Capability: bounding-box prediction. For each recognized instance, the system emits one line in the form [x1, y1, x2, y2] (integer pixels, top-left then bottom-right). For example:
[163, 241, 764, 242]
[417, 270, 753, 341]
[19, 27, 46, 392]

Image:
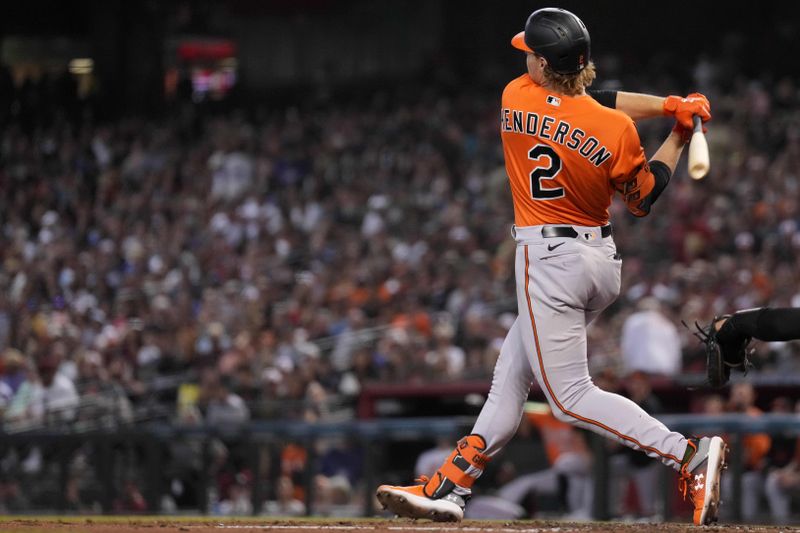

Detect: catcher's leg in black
[719, 307, 800, 342]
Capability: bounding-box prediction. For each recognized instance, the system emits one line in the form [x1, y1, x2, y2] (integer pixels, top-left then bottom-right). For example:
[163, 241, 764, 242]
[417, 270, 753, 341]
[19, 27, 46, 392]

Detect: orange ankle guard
[423, 434, 490, 498]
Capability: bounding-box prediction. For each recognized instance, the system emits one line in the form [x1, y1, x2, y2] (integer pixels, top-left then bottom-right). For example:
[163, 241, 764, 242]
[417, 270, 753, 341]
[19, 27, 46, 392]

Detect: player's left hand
[663, 93, 711, 129]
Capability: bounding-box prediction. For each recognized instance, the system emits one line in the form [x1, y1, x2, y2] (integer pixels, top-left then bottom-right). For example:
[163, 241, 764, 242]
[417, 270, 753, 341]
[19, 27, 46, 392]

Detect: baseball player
[377, 8, 726, 526]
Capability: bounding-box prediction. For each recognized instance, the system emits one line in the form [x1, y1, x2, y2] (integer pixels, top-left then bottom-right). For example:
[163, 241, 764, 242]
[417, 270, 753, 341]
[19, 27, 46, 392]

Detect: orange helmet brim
[511, 31, 533, 53]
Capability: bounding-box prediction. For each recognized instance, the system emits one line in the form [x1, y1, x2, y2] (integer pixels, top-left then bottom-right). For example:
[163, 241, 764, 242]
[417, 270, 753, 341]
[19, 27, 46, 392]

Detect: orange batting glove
[663, 93, 711, 130]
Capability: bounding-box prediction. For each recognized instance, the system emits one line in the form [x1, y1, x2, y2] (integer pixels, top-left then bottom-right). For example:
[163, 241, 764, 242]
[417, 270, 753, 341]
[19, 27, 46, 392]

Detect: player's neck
[530, 75, 586, 97]
[539, 81, 586, 97]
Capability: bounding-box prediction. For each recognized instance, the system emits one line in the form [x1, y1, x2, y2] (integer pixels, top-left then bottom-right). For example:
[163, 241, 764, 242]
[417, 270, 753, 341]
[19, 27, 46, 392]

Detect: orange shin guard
[423, 434, 490, 498]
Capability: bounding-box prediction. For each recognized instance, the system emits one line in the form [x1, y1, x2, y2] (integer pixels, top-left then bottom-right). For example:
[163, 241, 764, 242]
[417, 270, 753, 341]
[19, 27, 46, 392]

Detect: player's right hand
[663, 93, 711, 129]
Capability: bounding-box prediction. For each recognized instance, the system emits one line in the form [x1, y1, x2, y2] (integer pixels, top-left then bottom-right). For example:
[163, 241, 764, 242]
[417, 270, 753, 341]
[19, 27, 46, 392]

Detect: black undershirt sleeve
[635, 160, 671, 214]
[587, 89, 618, 109]
[647, 160, 671, 204]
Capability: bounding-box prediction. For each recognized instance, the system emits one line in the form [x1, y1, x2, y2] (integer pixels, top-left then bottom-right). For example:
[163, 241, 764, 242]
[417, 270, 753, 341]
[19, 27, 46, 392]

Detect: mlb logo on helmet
[546, 95, 561, 107]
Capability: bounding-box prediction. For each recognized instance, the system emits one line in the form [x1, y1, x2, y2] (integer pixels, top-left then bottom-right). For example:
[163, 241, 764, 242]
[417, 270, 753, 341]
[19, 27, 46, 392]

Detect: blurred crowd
[0, 57, 799, 518]
[2, 63, 800, 431]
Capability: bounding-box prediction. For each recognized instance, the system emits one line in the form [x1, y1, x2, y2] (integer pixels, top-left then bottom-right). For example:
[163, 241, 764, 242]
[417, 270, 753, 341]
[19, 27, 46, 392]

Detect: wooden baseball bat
[688, 115, 710, 180]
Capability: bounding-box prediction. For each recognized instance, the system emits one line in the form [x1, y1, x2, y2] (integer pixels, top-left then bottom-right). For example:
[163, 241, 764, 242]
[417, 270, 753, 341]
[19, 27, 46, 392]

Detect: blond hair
[542, 61, 596, 96]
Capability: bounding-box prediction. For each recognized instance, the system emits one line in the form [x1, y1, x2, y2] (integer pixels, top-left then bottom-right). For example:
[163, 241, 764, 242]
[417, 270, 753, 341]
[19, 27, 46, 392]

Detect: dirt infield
[0, 517, 796, 533]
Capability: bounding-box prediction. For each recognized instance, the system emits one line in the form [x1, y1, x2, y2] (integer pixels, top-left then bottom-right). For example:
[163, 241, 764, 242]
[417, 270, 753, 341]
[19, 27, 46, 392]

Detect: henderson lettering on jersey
[501, 108, 613, 168]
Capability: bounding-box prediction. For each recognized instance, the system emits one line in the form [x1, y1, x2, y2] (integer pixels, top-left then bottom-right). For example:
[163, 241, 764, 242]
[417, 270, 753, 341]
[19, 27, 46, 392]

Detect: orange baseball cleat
[679, 436, 728, 525]
[376, 476, 466, 522]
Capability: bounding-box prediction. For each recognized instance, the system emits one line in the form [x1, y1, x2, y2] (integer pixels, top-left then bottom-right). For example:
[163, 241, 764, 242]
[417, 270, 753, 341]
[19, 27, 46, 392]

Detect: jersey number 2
[529, 144, 564, 200]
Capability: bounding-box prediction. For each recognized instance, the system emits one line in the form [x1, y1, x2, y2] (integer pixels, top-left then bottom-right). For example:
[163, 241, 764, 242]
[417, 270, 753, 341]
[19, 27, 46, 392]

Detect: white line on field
[213, 527, 358, 530]
[213, 527, 359, 530]
[211, 525, 563, 532]
[394, 526, 561, 533]
[386, 526, 561, 533]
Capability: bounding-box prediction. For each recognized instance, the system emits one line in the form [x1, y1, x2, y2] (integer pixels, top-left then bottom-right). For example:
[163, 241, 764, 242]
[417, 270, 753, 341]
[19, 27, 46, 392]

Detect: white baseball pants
[472, 225, 687, 470]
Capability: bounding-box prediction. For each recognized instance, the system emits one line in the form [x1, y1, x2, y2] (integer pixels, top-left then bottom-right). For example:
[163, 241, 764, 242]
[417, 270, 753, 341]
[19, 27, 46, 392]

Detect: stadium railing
[0, 414, 797, 522]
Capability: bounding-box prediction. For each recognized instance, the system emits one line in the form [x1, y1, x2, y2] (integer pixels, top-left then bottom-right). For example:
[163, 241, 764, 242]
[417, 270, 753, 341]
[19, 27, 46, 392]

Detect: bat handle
[693, 115, 703, 133]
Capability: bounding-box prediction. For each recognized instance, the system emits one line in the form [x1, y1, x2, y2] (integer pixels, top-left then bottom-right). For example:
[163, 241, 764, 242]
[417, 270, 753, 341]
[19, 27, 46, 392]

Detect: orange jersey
[501, 74, 656, 227]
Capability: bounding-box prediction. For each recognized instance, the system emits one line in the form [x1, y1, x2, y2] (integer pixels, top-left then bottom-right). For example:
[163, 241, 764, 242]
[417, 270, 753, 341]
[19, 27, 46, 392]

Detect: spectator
[468, 405, 590, 520]
[313, 473, 355, 516]
[5, 347, 79, 430]
[217, 471, 253, 516]
[74, 350, 133, 428]
[164, 405, 211, 510]
[424, 320, 466, 379]
[764, 398, 800, 523]
[722, 383, 771, 522]
[611, 372, 665, 518]
[262, 475, 305, 516]
[620, 298, 682, 376]
[113, 479, 147, 513]
[765, 444, 800, 523]
[280, 443, 308, 503]
[415, 438, 453, 481]
[318, 437, 363, 488]
[201, 374, 250, 427]
[0, 349, 27, 396]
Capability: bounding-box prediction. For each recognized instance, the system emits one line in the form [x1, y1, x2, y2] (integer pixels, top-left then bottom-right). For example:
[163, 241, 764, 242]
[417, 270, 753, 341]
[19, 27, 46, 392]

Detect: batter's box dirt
[0, 517, 794, 533]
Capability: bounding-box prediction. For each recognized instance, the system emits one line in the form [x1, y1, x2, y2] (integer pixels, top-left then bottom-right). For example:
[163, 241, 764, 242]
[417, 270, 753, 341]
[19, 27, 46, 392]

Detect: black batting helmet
[511, 8, 591, 75]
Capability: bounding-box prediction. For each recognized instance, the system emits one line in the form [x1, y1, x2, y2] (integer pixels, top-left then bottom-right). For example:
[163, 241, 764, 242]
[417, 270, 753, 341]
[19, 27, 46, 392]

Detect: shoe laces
[678, 464, 704, 506]
[415, 475, 429, 484]
[678, 468, 691, 501]
[678, 438, 699, 503]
